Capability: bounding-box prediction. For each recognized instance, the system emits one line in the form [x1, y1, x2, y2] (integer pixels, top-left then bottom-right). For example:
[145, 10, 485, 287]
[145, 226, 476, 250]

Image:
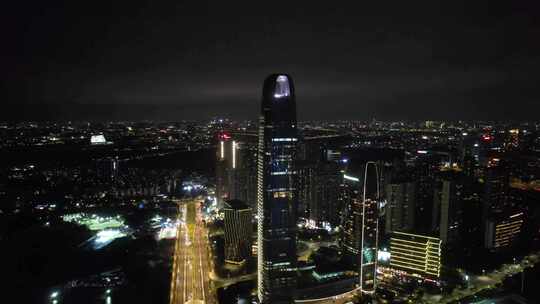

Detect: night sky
[3, 1, 540, 121]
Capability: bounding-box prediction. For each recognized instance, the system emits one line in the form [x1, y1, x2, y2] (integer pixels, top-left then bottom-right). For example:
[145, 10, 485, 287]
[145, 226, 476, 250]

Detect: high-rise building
[297, 160, 316, 220]
[484, 165, 510, 215]
[216, 131, 258, 210]
[231, 141, 259, 207]
[432, 172, 464, 245]
[385, 181, 416, 234]
[390, 231, 442, 280]
[224, 199, 252, 264]
[414, 153, 438, 233]
[228, 140, 242, 199]
[360, 162, 380, 293]
[257, 74, 298, 303]
[482, 163, 515, 248]
[485, 212, 524, 251]
[311, 161, 342, 228]
[341, 172, 362, 255]
[296, 160, 342, 228]
[216, 133, 233, 208]
[341, 160, 379, 294]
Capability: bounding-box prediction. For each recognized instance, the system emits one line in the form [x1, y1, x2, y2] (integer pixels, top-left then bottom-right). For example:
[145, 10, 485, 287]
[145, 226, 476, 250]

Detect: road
[295, 287, 361, 304]
[422, 251, 540, 303]
[169, 199, 356, 304]
[170, 198, 216, 304]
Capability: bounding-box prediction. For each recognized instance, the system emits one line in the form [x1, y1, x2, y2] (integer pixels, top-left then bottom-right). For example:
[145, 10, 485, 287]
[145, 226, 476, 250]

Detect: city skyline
[4, 2, 540, 304]
[3, 113, 540, 303]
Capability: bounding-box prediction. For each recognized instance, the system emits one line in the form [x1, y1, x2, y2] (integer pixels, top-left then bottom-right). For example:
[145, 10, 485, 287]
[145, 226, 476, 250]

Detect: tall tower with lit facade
[341, 160, 379, 294]
[216, 132, 232, 209]
[257, 74, 298, 303]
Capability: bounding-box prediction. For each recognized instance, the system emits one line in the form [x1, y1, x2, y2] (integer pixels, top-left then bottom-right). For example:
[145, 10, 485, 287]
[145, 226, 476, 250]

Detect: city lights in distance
[219, 133, 231, 140]
[90, 134, 107, 145]
[95, 229, 126, 244]
[63, 213, 125, 231]
[343, 174, 360, 182]
[482, 134, 493, 141]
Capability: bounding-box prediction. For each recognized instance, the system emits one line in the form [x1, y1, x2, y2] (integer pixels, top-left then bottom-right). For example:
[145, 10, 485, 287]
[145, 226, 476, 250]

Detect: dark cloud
[2, 0, 540, 121]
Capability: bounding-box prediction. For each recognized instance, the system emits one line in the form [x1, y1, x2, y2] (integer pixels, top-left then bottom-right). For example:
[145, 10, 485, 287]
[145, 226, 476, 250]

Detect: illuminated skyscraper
[216, 132, 232, 208]
[359, 162, 380, 293]
[257, 74, 298, 303]
[390, 231, 442, 280]
[485, 212, 524, 251]
[341, 161, 379, 294]
[224, 199, 252, 264]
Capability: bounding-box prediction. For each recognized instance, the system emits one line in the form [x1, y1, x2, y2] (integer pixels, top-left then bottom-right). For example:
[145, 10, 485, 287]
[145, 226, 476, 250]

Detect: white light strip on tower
[272, 138, 298, 142]
[343, 174, 360, 182]
[509, 212, 523, 219]
[232, 141, 236, 168]
[220, 141, 224, 159]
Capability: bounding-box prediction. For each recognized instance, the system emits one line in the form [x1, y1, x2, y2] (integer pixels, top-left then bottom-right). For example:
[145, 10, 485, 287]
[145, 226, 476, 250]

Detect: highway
[170, 198, 215, 304]
[168, 198, 359, 304]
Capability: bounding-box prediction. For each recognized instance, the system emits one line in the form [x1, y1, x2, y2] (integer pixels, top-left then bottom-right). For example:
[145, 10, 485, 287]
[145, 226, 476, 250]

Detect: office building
[232, 141, 259, 208]
[297, 160, 342, 228]
[224, 199, 252, 264]
[297, 161, 316, 220]
[216, 130, 258, 209]
[485, 212, 524, 251]
[385, 181, 416, 234]
[432, 172, 464, 245]
[311, 161, 342, 228]
[484, 165, 510, 216]
[216, 132, 233, 208]
[257, 74, 298, 303]
[414, 153, 438, 233]
[390, 231, 442, 280]
[341, 160, 379, 293]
